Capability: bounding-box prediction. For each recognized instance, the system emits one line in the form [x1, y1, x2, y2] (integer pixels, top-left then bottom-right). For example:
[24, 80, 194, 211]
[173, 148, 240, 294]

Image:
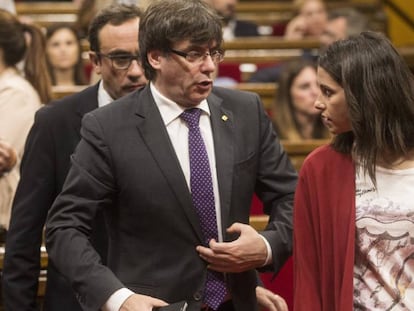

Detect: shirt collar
[98, 80, 114, 108]
[149, 82, 210, 126]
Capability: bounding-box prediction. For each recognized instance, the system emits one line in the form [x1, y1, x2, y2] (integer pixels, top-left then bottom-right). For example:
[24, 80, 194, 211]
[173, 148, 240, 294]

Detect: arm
[45, 113, 123, 311]
[2, 109, 55, 311]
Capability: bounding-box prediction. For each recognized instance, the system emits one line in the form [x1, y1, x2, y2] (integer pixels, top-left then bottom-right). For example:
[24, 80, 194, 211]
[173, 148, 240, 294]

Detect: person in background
[249, 6, 368, 84]
[2, 4, 145, 311]
[319, 7, 368, 48]
[45, 0, 297, 310]
[204, 0, 259, 40]
[0, 9, 50, 232]
[284, 0, 327, 40]
[272, 59, 330, 141]
[45, 23, 88, 86]
[294, 31, 414, 310]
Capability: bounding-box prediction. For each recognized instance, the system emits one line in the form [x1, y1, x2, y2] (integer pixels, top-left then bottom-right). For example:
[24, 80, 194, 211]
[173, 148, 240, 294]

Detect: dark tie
[180, 108, 227, 310]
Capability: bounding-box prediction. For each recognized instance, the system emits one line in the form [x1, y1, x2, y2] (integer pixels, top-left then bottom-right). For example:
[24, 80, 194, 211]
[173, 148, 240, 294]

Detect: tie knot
[180, 108, 201, 129]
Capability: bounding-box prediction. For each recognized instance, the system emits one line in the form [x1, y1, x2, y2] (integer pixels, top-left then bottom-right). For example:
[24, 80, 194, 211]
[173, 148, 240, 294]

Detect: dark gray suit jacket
[45, 85, 297, 311]
[3, 84, 107, 311]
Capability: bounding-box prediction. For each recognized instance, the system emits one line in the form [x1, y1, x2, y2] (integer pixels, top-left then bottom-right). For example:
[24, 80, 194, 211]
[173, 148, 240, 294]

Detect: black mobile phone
[153, 301, 188, 311]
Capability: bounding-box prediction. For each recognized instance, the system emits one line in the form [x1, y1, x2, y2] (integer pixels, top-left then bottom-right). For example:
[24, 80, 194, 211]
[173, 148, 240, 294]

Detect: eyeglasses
[97, 52, 141, 70]
[169, 48, 224, 64]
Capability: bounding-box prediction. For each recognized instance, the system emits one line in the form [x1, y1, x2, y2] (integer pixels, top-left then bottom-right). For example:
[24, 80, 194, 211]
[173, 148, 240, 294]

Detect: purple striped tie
[180, 108, 227, 310]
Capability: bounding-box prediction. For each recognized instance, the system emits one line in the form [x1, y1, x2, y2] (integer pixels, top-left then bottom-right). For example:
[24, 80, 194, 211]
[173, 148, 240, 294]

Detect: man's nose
[127, 59, 145, 77]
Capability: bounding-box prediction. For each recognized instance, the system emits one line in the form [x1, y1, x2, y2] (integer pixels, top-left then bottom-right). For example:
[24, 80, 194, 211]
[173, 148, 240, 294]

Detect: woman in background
[46, 24, 87, 86]
[272, 59, 329, 140]
[294, 31, 414, 310]
[0, 9, 50, 229]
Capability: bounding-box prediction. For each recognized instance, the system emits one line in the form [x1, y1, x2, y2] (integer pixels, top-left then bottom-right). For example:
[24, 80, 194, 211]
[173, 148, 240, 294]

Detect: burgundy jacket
[294, 145, 356, 311]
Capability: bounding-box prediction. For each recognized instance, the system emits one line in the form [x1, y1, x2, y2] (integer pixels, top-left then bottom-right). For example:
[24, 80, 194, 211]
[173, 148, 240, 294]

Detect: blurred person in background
[271, 59, 330, 141]
[45, 24, 88, 86]
[320, 7, 368, 48]
[0, 8, 50, 232]
[284, 0, 327, 40]
[250, 6, 368, 84]
[204, 0, 259, 40]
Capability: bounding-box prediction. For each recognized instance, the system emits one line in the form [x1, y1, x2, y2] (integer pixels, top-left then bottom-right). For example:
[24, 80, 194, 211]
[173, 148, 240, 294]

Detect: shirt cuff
[259, 234, 273, 267]
[102, 288, 134, 311]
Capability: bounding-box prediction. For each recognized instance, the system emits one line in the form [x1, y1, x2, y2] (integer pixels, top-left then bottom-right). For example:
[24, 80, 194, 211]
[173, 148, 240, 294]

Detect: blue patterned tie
[180, 108, 227, 310]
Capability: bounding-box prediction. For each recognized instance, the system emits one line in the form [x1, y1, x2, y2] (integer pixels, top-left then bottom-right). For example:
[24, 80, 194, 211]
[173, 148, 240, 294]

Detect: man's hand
[256, 286, 288, 311]
[196, 222, 268, 273]
[284, 15, 307, 40]
[119, 293, 168, 311]
[0, 141, 17, 175]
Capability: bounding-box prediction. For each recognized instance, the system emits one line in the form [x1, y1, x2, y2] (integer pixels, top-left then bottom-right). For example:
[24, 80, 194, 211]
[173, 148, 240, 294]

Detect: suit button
[193, 291, 203, 301]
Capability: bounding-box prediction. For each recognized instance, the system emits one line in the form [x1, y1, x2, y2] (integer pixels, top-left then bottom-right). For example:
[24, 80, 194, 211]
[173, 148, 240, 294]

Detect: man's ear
[147, 50, 162, 69]
[89, 51, 102, 74]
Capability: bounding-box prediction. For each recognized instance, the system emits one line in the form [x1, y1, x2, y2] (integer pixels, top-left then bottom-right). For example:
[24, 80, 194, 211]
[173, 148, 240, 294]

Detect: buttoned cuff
[259, 235, 273, 267]
[102, 288, 134, 311]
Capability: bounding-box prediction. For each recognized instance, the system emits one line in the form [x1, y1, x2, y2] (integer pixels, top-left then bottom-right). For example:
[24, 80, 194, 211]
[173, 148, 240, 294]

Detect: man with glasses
[2, 4, 146, 311]
[45, 1, 297, 311]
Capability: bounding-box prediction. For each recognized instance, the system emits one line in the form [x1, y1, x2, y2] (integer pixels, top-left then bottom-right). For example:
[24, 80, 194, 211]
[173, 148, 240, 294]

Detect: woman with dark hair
[46, 24, 87, 86]
[272, 59, 330, 140]
[0, 8, 50, 229]
[294, 31, 414, 310]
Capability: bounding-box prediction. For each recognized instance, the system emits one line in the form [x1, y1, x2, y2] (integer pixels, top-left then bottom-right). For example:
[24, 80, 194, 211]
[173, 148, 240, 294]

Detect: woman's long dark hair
[318, 31, 414, 184]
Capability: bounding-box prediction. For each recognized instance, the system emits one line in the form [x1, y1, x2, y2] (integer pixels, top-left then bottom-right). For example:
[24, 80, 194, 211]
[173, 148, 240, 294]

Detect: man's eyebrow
[106, 50, 139, 56]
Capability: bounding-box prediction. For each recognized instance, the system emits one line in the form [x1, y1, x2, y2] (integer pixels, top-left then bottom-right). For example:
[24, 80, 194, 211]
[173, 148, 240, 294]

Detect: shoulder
[83, 87, 142, 128]
[301, 144, 354, 178]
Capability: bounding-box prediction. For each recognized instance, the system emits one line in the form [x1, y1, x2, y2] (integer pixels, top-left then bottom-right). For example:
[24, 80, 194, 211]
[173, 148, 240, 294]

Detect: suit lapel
[207, 92, 234, 238]
[133, 86, 204, 242]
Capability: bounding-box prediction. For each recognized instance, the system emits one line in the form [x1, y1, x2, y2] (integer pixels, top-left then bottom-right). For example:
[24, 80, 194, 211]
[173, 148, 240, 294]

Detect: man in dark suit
[2, 4, 146, 311]
[45, 1, 297, 311]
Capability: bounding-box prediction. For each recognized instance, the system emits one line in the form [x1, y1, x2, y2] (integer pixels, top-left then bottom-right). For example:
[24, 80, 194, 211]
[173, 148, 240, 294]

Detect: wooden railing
[51, 85, 88, 100]
[15, 2, 78, 27]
